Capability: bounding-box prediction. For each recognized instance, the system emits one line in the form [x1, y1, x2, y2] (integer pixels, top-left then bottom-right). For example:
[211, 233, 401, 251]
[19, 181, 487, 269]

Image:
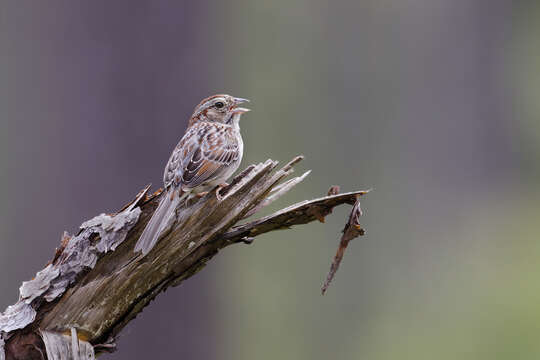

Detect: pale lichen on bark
[0, 156, 369, 360]
[0, 195, 143, 359]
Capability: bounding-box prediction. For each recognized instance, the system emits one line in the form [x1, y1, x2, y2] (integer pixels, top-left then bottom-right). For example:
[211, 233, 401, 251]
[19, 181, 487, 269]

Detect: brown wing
[163, 124, 198, 188]
[163, 122, 239, 190]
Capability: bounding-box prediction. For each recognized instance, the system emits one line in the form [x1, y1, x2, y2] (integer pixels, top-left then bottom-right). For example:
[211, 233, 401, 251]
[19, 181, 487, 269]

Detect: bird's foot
[195, 191, 209, 198]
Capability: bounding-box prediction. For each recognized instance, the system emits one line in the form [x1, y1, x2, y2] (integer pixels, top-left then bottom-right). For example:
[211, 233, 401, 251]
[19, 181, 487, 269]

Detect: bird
[134, 94, 250, 255]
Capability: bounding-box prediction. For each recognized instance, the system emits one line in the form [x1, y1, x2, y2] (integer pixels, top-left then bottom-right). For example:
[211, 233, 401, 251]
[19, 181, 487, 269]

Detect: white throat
[230, 113, 242, 130]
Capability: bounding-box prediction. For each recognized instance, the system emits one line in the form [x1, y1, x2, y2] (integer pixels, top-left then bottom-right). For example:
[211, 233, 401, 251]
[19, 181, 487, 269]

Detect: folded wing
[164, 122, 240, 191]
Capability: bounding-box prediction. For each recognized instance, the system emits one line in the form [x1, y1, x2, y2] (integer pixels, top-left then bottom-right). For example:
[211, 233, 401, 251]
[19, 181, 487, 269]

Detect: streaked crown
[189, 94, 249, 126]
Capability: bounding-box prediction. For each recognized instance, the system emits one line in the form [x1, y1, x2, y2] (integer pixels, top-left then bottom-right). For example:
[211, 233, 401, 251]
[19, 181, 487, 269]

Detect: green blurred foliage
[211, 1, 540, 359]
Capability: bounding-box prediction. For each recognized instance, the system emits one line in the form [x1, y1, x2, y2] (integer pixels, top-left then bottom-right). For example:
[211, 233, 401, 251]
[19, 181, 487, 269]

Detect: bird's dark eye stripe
[215, 101, 224, 108]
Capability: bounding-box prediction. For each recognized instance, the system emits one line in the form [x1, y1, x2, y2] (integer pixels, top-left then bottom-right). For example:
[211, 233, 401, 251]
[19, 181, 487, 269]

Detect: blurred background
[2, 0, 540, 359]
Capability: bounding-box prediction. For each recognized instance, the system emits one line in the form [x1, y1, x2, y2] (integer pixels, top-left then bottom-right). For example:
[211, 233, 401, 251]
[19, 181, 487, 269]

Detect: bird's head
[190, 94, 250, 126]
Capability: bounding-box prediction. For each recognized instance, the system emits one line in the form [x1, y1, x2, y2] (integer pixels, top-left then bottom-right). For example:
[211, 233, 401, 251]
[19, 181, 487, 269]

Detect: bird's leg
[215, 182, 229, 201]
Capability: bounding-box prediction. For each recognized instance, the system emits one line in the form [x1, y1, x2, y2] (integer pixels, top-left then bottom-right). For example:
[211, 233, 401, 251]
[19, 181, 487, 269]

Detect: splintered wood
[0, 155, 370, 359]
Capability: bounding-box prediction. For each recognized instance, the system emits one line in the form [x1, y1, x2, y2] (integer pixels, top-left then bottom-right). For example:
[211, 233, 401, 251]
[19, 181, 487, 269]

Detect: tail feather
[135, 190, 185, 255]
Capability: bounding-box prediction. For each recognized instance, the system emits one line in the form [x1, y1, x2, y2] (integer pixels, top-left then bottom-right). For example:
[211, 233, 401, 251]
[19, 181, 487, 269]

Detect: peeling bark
[41, 329, 95, 360]
[0, 156, 369, 359]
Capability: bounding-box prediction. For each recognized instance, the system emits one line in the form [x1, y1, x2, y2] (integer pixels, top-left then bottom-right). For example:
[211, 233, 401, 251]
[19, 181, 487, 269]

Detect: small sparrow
[135, 94, 250, 255]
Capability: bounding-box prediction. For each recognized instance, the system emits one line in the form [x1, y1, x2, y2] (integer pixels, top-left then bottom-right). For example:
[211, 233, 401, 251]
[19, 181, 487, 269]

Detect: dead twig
[321, 195, 366, 294]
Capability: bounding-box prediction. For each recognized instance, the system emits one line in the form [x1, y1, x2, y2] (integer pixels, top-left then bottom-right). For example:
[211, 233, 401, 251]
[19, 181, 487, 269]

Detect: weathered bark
[0, 156, 369, 360]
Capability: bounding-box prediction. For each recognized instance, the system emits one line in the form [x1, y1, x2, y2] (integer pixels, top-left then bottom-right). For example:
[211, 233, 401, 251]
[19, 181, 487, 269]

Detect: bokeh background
[2, 1, 540, 359]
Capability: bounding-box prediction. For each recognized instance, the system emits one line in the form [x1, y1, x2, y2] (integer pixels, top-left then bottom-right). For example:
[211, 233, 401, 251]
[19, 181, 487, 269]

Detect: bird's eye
[215, 102, 225, 109]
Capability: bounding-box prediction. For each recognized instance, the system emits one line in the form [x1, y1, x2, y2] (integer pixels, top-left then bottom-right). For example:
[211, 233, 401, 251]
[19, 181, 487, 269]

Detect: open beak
[234, 97, 249, 104]
[232, 107, 250, 114]
[233, 97, 250, 114]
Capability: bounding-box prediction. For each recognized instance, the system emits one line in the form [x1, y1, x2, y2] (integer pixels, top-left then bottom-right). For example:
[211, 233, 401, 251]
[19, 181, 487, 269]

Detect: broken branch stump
[0, 156, 369, 360]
